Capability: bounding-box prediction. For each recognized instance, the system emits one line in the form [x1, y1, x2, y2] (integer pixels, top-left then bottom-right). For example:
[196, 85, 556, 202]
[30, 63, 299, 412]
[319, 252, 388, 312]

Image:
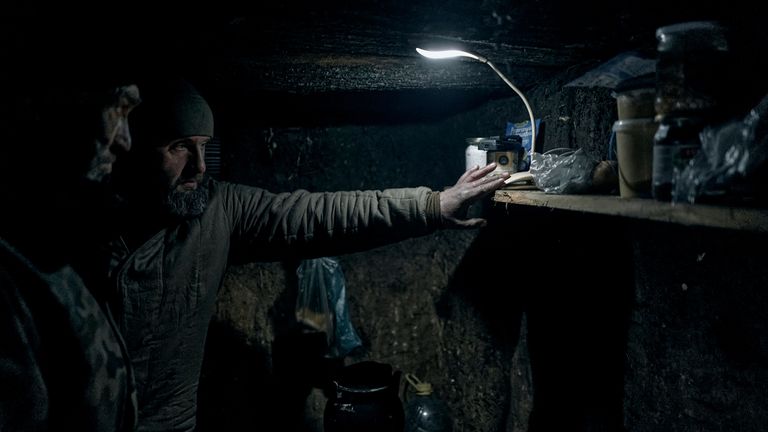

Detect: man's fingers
[461, 174, 508, 201]
[464, 163, 497, 182]
[471, 171, 510, 188]
[459, 164, 511, 187]
[457, 165, 480, 183]
[458, 163, 494, 184]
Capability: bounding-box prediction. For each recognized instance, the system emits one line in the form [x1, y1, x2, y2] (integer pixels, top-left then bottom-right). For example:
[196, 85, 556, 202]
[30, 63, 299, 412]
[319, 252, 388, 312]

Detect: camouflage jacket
[0, 237, 137, 431]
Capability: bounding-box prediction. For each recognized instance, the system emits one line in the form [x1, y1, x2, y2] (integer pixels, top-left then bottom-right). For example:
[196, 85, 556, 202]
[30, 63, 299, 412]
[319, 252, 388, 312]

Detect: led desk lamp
[416, 48, 536, 185]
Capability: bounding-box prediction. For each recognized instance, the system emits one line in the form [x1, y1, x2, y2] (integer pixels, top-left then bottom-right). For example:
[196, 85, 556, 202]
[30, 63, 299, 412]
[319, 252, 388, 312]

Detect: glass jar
[655, 21, 731, 120]
[403, 374, 452, 432]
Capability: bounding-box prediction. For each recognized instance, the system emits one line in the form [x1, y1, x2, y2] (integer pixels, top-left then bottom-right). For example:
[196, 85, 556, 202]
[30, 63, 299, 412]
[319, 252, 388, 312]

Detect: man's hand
[440, 163, 510, 228]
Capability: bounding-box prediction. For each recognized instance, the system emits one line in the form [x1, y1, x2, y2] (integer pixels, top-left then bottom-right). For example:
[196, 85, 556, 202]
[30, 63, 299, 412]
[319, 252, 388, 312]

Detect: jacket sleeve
[219, 182, 443, 261]
[0, 266, 47, 431]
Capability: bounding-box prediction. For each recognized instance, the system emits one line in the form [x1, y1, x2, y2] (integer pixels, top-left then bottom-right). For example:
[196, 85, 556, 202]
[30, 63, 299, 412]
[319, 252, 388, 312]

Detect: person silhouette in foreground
[0, 25, 142, 432]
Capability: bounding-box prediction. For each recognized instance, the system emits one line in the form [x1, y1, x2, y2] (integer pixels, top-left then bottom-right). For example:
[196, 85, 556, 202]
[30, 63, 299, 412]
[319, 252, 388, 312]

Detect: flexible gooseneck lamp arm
[416, 48, 536, 182]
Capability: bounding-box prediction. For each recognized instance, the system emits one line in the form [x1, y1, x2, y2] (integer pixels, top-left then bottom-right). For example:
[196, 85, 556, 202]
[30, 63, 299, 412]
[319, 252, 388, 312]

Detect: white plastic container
[613, 118, 657, 198]
[465, 139, 488, 171]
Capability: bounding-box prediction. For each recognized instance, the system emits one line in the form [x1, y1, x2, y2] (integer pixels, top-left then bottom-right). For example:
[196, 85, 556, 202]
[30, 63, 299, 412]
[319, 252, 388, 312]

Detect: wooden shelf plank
[493, 190, 768, 232]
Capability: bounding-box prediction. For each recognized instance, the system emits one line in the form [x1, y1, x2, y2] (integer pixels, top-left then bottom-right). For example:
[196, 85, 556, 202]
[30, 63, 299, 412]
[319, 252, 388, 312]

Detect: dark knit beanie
[134, 78, 214, 144]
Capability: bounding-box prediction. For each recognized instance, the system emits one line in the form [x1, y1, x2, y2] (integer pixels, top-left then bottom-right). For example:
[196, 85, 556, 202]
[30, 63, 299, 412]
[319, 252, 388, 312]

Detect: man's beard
[163, 176, 210, 219]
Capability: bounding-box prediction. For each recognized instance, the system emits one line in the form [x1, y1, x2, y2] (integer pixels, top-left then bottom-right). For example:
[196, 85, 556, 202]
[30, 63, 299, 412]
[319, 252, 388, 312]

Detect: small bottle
[403, 374, 452, 432]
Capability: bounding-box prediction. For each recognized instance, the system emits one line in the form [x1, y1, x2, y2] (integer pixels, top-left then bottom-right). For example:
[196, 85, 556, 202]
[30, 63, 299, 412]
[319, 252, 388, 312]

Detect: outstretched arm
[222, 163, 508, 260]
[440, 163, 510, 228]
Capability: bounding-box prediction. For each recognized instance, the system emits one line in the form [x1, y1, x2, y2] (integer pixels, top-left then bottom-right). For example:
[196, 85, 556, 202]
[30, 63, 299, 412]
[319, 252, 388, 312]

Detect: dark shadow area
[198, 261, 344, 432]
[441, 202, 634, 432]
[197, 320, 274, 431]
[198, 321, 337, 432]
[621, 222, 768, 431]
[522, 209, 633, 432]
[212, 88, 506, 128]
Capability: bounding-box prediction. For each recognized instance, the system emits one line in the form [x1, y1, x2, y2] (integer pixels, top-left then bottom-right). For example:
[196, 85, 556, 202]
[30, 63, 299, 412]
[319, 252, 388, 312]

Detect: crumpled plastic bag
[296, 257, 363, 358]
[673, 95, 768, 204]
[530, 148, 600, 194]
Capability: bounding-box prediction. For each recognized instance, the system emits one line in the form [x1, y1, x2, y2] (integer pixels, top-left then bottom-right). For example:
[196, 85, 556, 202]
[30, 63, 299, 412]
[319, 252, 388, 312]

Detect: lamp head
[415, 46, 537, 179]
[415, 48, 487, 63]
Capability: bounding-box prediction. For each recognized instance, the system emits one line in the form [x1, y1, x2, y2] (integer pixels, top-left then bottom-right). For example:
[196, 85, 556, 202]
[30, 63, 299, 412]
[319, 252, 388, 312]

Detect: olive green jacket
[108, 179, 442, 432]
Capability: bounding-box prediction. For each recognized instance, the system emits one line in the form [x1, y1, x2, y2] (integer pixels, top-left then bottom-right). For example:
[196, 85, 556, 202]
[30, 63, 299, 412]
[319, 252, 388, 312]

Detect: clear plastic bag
[673, 98, 768, 204]
[530, 148, 600, 194]
[296, 257, 363, 358]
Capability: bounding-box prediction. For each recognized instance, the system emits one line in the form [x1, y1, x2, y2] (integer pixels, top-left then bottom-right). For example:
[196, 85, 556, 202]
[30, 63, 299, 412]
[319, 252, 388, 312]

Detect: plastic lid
[470, 135, 522, 151]
[466, 136, 499, 145]
[405, 373, 434, 396]
[615, 73, 656, 93]
[612, 118, 656, 132]
[656, 21, 729, 52]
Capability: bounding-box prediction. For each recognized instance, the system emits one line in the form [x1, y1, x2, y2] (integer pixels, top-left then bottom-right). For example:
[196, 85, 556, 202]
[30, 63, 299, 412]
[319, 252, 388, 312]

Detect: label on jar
[651, 115, 705, 201]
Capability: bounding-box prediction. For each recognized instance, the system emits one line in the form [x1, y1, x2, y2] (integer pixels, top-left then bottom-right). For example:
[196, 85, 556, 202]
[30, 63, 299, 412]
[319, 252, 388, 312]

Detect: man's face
[153, 135, 210, 218]
[86, 84, 141, 182]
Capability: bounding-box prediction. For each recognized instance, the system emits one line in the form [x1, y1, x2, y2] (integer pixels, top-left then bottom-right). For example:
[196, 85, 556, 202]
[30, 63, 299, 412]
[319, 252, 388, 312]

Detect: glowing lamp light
[416, 48, 537, 183]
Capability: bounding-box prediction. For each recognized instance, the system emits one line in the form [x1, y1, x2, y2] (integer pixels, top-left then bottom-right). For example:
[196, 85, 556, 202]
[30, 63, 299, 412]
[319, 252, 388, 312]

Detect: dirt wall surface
[198, 57, 768, 432]
[197, 64, 620, 432]
[624, 223, 768, 432]
[4, 8, 768, 432]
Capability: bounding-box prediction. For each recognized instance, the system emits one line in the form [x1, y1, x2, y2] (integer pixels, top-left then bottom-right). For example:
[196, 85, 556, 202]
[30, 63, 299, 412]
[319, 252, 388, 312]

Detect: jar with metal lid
[655, 21, 732, 120]
[651, 116, 706, 201]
